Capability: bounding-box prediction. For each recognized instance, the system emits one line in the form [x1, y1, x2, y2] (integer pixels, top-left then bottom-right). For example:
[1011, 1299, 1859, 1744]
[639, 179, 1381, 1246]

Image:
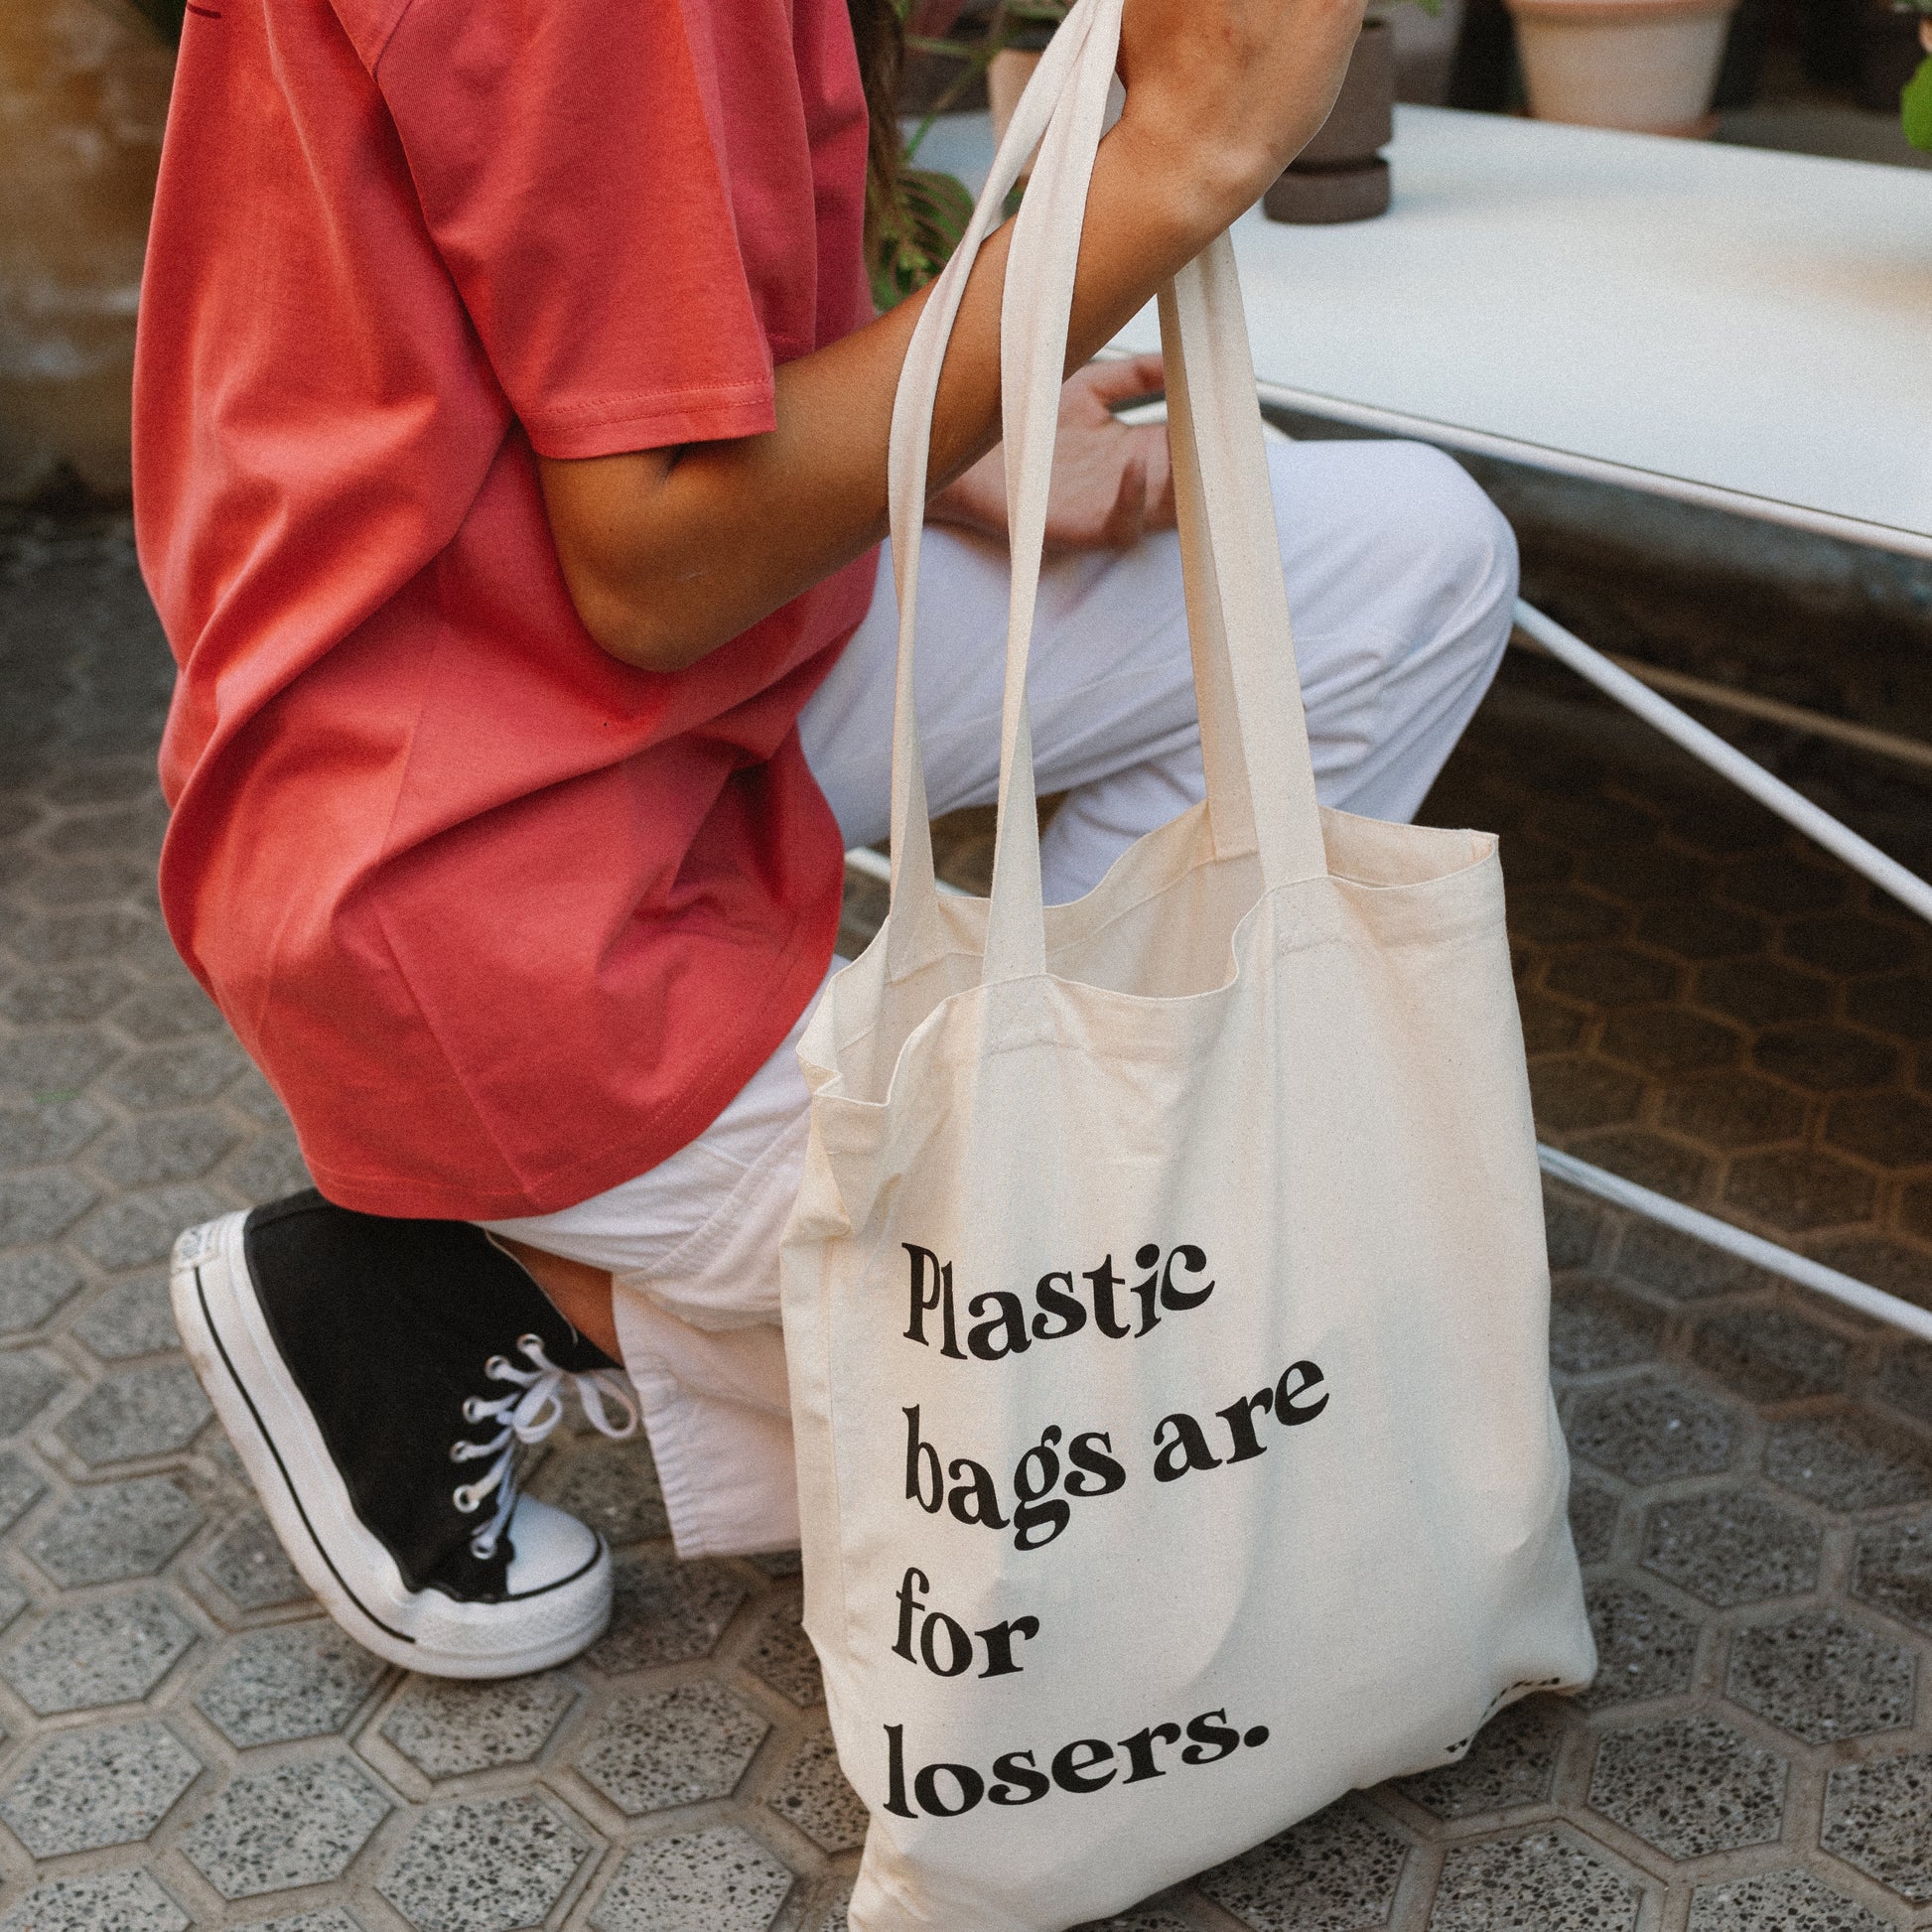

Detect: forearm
[537, 120, 1220, 674]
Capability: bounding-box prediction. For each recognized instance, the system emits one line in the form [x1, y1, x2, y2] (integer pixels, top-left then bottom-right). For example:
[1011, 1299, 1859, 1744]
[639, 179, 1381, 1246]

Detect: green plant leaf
[1906, 56, 1932, 150]
[870, 165, 977, 309]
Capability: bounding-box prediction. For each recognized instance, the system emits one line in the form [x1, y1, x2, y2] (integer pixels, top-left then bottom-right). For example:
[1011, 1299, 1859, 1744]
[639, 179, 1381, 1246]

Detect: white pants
[483, 438, 1518, 1557]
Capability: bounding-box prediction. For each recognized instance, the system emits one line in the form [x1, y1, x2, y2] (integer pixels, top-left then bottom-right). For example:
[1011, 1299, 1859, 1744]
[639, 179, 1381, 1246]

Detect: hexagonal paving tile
[102, 1037, 248, 1112]
[1548, 1279, 1666, 1376]
[586, 1551, 750, 1674]
[1690, 1308, 1850, 1404]
[745, 1597, 824, 1707]
[1427, 1827, 1640, 1932]
[1, 1589, 198, 1714]
[0, 1719, 203, 1856]
[0, 964, 130, 1026]
[1853, 1517, 1932, 1635]
[0, 1173, 96, 1250]
[26, 1473, 204, 1586]
[1589, 1715, 1786, 1860]
[589, 1825, 795, 1932]
[528, 1433, 669, 1546]
[1721, 852, 1846, 916]
[1564, 1375, 1739, 1486]
[1599, 1006, 1740, 1076]
[111, 980, 222, 1041]
[71, 1186, 223, 1272]
[1725, 1609, 1914, 1743]
[1641, 1488, 1822, 1606]
[1656, 1070, 1808, 1150]
[1569, 1476, 1620, 1567]
[1725, 1150, 1878, 1234]
[1636, 899, 1766, 962]
[57, 1360, 210, 1465]
[1197, 1797, 1409, 1932]
[763, 1729, 870, 1855]
[1612, 1220, 1777, 1304]
[0, 1451, 45, 1536]
[1578, 1580, 1701, 1711]
[1753, 1024, 1898, 1093]
[1686, 1866, 1890, 1931]
[200, 1505, 311, 1610]
[71, 1271, 182, 1358]
[1827, 1092, 1932, 1168]
[0, 1869, 191, 1932]
[1695, 956, 1832, 1027]
[379, 1670, 579, 1779]
[0, 1251, 84, 1332]
[1871, 1345, 1932, 1431]
[1396, 1694, 1570, 1820]
[576, 1679, 769, 1815]
[1765, 1412, 1932, 1512]
[232, 1912, 367, 1932]
[1527, 1060, 1646, 1134]
[1784, 911, 1910, 976]
[0, 1348, 68, 1435]
[1824, 1752, 1932, 1902]
[196, 1620, 389, 1745]
[1544, 947, 1677, 1008]
[1849, 972, 1932, 1041]
[1569, 1128, 1714, 1201]
[180, 1755, 392, 1899]
[89, 1109, 243, 1187]
[378, 1794, 592, 1932]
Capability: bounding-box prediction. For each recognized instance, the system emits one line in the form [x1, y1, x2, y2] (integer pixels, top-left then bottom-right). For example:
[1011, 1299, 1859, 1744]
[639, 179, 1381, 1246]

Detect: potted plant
[1503, 0, 1743, 136]
[1906, 1, 1932, 150]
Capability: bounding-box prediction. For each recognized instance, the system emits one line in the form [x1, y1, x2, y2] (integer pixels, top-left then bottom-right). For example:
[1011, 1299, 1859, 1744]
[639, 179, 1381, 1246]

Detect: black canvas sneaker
[172, 1190, 640, 1677]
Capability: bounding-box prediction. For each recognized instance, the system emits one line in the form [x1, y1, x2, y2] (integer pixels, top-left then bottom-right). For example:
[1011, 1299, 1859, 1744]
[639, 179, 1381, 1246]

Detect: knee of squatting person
[149, 0, 1499, 1677]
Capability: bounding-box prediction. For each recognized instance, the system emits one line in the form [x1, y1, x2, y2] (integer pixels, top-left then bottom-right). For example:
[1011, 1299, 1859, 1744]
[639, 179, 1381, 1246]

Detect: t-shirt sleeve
[354, 0, 776, 458]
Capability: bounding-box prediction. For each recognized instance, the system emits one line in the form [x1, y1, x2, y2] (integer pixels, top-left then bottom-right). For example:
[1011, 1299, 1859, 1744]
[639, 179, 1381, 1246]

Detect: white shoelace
[449, 1334, 641, 1561]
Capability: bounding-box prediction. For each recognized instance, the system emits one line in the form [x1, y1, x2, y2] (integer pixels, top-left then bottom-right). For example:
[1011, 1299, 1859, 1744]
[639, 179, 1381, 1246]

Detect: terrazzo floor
[3, 519, 1932, 1930]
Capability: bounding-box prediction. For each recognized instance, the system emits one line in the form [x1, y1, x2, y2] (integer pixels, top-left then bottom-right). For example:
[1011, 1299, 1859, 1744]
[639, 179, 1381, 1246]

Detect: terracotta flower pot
[1506, 0, 1741, 137]
[1264, 20, 1397, 224]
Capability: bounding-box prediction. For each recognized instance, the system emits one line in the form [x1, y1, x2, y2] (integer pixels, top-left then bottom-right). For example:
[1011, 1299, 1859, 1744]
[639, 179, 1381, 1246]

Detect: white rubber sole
[171, 1211, 613, 1677]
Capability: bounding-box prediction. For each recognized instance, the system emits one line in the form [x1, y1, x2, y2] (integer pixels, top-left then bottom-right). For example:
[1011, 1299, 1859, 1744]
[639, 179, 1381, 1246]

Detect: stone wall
[0, 0, 174, 503]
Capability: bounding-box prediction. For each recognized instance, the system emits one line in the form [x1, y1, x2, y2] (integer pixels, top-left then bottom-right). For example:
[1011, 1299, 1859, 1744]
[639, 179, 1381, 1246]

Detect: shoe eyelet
[452, 1485, 483, 1514]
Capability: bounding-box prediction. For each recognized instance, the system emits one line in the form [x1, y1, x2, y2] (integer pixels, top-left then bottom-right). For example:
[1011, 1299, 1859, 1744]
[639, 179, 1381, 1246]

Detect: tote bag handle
[882, 0, 1328, 983]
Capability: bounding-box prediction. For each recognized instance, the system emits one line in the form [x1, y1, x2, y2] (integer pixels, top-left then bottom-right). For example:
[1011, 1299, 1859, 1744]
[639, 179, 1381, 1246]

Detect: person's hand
[928, 352, 1174, 552]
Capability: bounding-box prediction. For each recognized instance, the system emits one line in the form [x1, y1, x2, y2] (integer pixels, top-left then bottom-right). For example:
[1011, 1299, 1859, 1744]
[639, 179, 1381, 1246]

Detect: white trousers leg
[482, 439, 1518, 1557]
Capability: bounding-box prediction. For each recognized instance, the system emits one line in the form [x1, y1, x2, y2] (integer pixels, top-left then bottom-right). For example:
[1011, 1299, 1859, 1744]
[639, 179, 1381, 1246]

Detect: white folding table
[888, 104, 1932, 1332]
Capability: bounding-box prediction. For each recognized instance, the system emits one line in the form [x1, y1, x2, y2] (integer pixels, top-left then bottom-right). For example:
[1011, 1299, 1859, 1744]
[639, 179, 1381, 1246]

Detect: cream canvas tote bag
[779, 6, 1595, 1924]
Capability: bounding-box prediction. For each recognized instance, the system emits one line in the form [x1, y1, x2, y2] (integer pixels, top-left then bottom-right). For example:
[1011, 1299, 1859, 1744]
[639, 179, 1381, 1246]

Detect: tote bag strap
[884, 0, 1328, 984]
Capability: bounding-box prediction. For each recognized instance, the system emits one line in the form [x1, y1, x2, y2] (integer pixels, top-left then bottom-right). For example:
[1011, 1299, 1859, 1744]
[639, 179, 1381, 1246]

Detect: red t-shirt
[133, 0, 877, 1218]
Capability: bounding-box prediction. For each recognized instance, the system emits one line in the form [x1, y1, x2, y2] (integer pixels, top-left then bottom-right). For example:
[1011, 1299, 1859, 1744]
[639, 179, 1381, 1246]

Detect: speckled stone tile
[0, 1589, 198, 1713]
[0, 1349, 68, 1436]
[0, 1719, 202, 1856]
[1765, 1412, 1932, 1512]
[1568, 1476, 1621, 1567]
[1588, 1715, 1787, 1860]
[1549, 1278, 1668, 1375]
[743, 1596, 824, 1707]
[1396, 1694, 1572, 1819]
[1691, 1307, 1852, 1403]
[56, 1359, 209, 1465]
[233, 1913, 368, 1932]
[195, 1620, 387, 1746]
[1685, 1865, 1892, 1930]
[70, 1272, 182, 1359]
[1641, 1488, 1823, 1606]
[1578, 1579, 1702, 1710]
[378, 1671, 579, 1779]
[575, 1679, 769, 1815]
[762, 1728, 870, 1855]
[0, 1451, 44, 1535]
[1426, 1827, 1641, 1931]
[24, 1473, 204, 1586]
[0, 1252, 84, 1333]
[1725, 1609, 1915, 1744]
[179, 1755, 391, 1898]
[1196, 1797, 1409, 1931]
[200, 1504, 311, 1610]
[376, 1793, 591, 1932]
[588, 1825, 795, 1932]
[586, 1551, 750, 1674]
[0, 1868, 192, 1932]
[1565, 1375, 1739, 1486]
[528, 1433, 669, 1546]
[1823, 1752, 1932, 1901]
